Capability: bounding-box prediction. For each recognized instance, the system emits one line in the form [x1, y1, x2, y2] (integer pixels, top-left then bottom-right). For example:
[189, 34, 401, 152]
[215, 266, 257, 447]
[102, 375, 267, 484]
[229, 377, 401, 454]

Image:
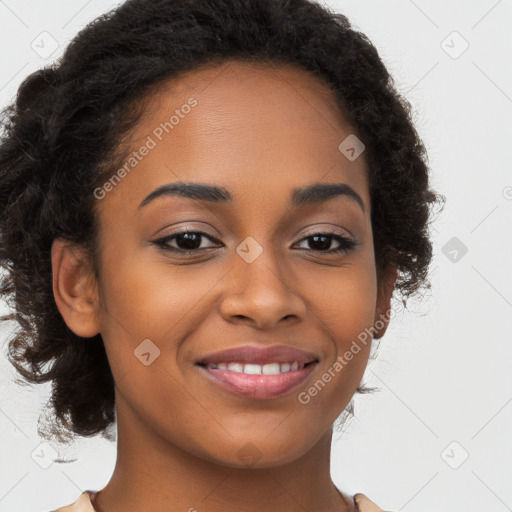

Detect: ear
[51, 238, 101, 338]
[372, 263, 398, 339]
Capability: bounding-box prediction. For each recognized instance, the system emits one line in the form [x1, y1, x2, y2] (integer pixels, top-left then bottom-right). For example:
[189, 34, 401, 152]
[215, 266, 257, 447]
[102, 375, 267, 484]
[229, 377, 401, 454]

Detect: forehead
[103, 59, 370, 214]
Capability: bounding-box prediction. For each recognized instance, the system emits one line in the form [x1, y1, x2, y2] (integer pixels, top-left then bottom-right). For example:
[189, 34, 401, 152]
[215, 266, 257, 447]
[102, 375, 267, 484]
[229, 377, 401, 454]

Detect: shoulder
[51, 491, 96, 512]
[353, 492, 387, 511]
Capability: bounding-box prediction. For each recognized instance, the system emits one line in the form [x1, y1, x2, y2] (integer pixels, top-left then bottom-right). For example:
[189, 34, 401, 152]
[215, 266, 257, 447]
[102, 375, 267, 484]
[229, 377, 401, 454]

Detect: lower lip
[197, 363, 317, 399]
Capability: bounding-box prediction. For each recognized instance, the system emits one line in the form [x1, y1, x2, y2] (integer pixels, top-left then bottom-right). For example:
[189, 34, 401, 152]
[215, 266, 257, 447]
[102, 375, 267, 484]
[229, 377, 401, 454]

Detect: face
[57, 60, 396, 469]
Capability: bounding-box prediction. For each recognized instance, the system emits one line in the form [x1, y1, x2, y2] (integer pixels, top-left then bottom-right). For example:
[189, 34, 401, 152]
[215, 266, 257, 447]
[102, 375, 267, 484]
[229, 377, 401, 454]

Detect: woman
[0, 0, 443, 510]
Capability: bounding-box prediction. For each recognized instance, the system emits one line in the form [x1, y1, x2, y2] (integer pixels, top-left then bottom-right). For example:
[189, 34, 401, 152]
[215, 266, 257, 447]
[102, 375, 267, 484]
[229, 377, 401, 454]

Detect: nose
[219, 243, 306, 329]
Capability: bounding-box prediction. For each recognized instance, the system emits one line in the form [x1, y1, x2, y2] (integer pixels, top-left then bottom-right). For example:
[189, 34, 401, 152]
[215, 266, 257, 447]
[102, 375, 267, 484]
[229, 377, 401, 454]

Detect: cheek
[95, 242, 229, 382]
[94, 247, 211, 451]
[97, 238, 217, 332]
[309, 251, 378, 348]
[302, 255, 378, 402]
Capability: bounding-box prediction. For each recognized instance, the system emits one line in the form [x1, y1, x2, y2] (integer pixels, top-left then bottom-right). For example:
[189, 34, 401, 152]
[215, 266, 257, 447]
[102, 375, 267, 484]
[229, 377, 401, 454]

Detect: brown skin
[52, 60, 397, 512]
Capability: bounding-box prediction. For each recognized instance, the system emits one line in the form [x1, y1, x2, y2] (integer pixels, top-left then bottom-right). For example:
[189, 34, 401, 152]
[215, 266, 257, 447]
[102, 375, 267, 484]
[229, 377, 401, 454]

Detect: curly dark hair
[0, 0, 444, 443]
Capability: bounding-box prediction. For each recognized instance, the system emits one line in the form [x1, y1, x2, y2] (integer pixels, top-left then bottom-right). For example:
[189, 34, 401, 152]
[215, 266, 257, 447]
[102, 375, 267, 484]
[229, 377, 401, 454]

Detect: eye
[152, 229, 358, 256]
[152, 229, 222, 254]
[293, 232, 357, 254]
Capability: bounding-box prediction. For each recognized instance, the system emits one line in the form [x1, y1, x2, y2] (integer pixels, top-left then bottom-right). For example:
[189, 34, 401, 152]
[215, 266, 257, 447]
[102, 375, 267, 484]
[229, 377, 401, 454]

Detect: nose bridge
[236, 234, 291, 296]
[237, 235, 284, 287]
[220, 233, 305, 327]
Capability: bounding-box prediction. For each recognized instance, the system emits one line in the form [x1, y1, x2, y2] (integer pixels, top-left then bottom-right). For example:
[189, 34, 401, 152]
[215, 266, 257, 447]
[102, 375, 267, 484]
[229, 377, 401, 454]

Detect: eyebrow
[138, 181, 365, 212]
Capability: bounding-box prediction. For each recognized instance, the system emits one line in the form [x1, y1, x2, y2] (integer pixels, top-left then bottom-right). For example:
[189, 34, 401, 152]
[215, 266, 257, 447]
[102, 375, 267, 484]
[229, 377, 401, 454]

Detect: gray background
[0, 1, 511, 511]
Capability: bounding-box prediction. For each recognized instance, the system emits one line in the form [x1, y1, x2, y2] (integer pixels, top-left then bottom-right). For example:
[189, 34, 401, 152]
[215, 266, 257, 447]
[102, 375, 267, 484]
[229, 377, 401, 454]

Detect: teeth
[262, 363, 281, 375]
[227, 363, 243, 373]
[206, 361, 307, 374]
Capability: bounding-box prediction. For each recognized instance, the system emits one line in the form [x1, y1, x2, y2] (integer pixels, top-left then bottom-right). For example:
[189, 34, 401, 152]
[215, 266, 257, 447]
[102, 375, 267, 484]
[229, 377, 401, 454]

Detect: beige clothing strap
[53, 490, 388, 511]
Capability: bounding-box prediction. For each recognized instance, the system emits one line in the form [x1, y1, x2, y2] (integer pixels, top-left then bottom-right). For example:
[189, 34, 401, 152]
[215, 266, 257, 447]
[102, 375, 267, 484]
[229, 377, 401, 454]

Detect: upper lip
[196, 344, 320, 366]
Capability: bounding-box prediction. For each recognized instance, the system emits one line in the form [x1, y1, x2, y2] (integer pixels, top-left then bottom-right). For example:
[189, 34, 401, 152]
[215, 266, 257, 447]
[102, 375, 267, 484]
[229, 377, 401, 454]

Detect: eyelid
[297, 228, 351, 240]
[153, 223, 221, 240]
[152, 227, 221, 249]
[293, 225, 354, 242]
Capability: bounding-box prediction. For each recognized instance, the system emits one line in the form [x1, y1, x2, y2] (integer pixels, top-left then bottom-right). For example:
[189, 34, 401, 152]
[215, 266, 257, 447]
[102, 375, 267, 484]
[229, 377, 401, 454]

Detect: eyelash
[152, 228, 358, 255]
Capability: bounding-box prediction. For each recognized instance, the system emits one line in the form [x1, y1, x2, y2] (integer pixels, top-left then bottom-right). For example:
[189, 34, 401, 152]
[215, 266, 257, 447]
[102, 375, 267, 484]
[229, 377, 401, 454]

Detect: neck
[92, 395, 353, 512]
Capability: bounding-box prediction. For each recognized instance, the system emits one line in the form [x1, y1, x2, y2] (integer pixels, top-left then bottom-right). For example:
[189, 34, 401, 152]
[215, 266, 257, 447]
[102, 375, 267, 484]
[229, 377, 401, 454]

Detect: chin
[196, 436, 316, 470]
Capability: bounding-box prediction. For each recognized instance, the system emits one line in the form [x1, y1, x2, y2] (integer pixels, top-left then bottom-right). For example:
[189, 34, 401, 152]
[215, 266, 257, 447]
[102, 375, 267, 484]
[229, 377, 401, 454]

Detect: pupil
[311, 235, 330, 251]
[178, 233, 201, 250]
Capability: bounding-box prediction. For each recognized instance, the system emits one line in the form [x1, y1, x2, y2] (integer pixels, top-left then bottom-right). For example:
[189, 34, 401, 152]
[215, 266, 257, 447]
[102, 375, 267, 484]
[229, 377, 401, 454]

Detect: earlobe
[51, 238, 101, 338]
[373, 264, 398, 339]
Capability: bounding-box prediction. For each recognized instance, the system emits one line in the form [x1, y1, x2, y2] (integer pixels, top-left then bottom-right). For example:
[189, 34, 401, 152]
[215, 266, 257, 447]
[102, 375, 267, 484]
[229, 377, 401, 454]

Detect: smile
[203, 361, 308, 374]
[196, 360, 318, 399]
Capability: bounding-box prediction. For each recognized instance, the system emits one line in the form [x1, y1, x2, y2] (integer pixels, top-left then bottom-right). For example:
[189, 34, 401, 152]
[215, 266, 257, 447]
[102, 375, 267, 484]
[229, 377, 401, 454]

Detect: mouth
[195, 344, 320, 399]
